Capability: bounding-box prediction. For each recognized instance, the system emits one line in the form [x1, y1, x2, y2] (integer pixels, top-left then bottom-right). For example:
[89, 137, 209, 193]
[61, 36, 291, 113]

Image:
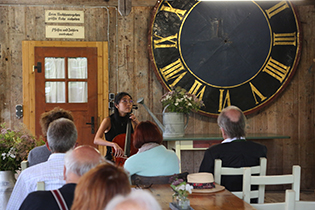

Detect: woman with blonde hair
[71, 163, 131, 210]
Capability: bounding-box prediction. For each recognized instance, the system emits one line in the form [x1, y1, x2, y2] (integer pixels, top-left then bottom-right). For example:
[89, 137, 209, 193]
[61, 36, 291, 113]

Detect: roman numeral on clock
[160, 58, 187, 87]
[153, 34, 178, 49]
[265, 1, 289, 19]
[273, 32, 297, 46]
[160, 1, 187, 20]
[188, 80, 206, 101]
[263, 57, 290, 83]
[218, 89, 231, 112]
[249, 82, 267, 104]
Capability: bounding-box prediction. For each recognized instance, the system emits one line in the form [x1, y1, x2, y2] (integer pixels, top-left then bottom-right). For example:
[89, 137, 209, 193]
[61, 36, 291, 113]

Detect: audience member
[124, 121, 179, 176]
[28, 107, 74, 167]
[6, 118, 77, 210]
[199, 105, 267, 191]
[105, 190, 161, 210]
[71, 163, 131, 210]
[19, 145, 105, 210]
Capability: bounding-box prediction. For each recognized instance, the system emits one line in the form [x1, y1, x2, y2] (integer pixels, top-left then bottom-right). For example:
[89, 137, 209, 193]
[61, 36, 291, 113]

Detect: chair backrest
[21, 160, 29, 171]
[251, 189, 295, 210]
[243, 165, 301, 204]
[295, 200, 315, 210]
[37, 181, 45, 191]
[214, 157, 267, 200]
[131, 172, 189, 186]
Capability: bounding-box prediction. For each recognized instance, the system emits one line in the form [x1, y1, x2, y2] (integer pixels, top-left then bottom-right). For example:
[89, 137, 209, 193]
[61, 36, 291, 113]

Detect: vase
[0, 171, 16, 210]
[178, 195, 190, 210]
[162, 106, 189, 138]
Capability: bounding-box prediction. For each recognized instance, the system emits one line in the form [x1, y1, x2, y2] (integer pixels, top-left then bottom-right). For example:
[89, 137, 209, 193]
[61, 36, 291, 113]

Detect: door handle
[86, 116, 95, 134]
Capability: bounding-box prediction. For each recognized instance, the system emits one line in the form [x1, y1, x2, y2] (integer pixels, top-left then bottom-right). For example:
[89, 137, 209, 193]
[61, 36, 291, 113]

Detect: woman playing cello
[94, 92, 139, 161]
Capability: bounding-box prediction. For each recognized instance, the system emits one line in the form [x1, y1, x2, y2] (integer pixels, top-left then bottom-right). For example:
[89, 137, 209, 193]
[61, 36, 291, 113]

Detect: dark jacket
[199, 140, 267, 191]
[19, 183, 76, 210]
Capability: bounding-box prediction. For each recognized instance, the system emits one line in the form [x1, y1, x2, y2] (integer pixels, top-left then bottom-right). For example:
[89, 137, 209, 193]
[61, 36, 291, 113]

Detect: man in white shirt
[6, 118, 77, 210]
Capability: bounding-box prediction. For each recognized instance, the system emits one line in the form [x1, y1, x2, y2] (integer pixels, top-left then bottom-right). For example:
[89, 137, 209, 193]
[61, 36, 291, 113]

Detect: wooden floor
[265, 190, 315, 203]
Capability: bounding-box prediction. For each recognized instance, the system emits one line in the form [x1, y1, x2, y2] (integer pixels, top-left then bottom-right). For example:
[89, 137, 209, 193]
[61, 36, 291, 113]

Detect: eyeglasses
[120, 99, 133, 104]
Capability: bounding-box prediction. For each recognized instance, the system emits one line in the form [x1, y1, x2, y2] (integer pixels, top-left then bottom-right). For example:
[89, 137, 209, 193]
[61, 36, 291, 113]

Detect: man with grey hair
[19, 145, 106, 210]
[199, 105, 267, 191]
[7, 118, 78, 210]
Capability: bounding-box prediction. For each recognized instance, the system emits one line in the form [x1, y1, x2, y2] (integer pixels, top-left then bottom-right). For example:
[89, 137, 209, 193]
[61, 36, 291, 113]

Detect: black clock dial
[149, 0, 301, 117]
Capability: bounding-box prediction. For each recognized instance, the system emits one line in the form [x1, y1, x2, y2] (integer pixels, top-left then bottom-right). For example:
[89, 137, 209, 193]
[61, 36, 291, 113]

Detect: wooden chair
[214, 157, 267, 200]
[243, 165, 301, 204]
[131, 172, 189, 186]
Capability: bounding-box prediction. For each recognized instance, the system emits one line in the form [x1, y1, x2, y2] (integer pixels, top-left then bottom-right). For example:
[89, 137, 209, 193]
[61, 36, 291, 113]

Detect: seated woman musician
[94, 92, 139, 162]
[124, 121, 180, 176]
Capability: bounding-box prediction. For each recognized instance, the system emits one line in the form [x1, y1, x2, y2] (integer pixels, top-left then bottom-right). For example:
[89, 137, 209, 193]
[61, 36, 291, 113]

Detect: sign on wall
[46, 26, 85, 39]
[45, 10, 84, 23]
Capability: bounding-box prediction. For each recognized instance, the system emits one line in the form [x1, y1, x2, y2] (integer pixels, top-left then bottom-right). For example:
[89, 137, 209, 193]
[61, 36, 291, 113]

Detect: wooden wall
[0, 0, 314, 190]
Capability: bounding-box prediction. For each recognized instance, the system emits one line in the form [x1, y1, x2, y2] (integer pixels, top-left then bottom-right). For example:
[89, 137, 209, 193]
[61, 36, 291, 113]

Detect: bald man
[199, 106, 267, 191]
[19, 146, 106, 210]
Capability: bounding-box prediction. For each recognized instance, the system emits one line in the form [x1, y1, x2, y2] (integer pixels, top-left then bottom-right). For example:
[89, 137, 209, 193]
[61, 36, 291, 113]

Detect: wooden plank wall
[0, 1, 314, 190]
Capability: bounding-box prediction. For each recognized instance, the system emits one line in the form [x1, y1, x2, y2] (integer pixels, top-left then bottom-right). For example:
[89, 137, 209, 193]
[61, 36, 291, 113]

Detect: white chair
[252, 189, 315, 210]
[243, 165, 301, 204]
[214, 157, 267, 200]
[251, 189, 295, 210]
[21, 160, 29, 171]
[295, 200, 315, 210]
[37, 181, 45, 190]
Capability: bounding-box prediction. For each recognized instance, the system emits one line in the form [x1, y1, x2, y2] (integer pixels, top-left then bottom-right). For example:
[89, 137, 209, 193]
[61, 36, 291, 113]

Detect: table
[163, 133, 290, 171]
[147, 184, 256, 210]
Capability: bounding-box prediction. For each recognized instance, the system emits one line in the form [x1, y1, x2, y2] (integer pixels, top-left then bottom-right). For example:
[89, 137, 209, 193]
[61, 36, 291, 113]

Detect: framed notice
[46, 26, 85, 39]
[45, 10, 84, 23]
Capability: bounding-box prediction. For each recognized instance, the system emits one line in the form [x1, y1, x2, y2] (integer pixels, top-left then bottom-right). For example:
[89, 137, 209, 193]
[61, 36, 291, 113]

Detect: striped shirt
[6, 153, 66, 210]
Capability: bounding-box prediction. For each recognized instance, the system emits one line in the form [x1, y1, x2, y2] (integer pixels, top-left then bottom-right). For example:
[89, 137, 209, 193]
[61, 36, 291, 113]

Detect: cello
[112, 113, 138, 166]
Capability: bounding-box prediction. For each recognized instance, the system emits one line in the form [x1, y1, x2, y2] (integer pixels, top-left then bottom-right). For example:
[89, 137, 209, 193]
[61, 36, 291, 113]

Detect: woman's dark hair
[113, 92, 132, 119]
[133, 121, 163, 149]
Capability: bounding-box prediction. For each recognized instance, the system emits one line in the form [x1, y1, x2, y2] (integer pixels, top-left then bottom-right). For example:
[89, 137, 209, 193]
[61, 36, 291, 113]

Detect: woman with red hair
[123, 121, 179, 176]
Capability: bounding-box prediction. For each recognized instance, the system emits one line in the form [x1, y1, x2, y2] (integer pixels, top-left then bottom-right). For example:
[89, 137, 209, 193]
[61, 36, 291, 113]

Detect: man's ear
[220, 127, 228, 139]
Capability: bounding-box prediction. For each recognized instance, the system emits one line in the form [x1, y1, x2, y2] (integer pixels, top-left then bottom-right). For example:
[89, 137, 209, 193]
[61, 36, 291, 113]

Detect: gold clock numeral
[154, 34, 178, 49]
[188, 80, 206, 100]
[273, 32, 296, 46]
[263, 57, 290, 83]
[218, 89, 231, 113]
[160, 58, 187, 87]
[249, 82, 267, 104]
[265, 1, 289, 19]
[160, 1, 187, 20]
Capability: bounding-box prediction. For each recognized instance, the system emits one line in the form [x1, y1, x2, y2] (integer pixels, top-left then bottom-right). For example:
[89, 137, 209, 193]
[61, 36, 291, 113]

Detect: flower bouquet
[0, 123, 39, 172]
[160, 86, 204, 114]
[170, 175, 193, 210]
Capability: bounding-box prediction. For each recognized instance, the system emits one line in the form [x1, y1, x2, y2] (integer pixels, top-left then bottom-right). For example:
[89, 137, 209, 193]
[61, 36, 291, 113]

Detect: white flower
[176, 185, 186, 191]
[185, 184, 193, 194]
[2, 153, 7, 160]
[175, 103, 179, 106]
[188, 103, 192, 106]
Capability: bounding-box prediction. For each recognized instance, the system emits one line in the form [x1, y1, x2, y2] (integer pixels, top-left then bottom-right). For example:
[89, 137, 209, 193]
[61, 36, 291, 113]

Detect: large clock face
[149, 0, 301, 117]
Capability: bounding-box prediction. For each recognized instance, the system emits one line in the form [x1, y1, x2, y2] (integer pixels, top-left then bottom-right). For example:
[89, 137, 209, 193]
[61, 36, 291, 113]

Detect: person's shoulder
[27, 190, 53, 199]
[20, 190, 54, 209]
[244, 140, 267, 147]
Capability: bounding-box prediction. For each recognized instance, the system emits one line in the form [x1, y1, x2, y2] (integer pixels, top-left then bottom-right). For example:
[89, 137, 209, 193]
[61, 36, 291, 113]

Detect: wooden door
[34, 47, 98, 147]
